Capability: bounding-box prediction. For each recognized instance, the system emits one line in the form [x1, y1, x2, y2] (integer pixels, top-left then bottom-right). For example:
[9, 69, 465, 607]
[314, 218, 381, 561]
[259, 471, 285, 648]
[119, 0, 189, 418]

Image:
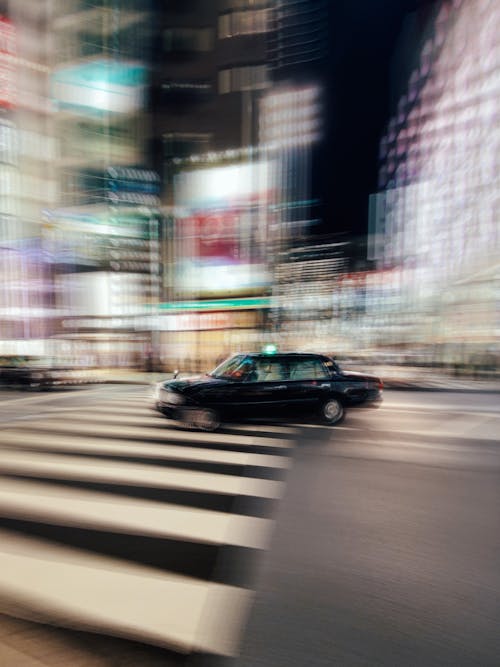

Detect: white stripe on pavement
[73, 405, 161, 418]
[68, 403, 301, 434]
[0, 429, 291, 469]
[5, 419, 294, 449]
[0, 387, 99, 408]
[26, 405, 160, 419]
[0, 450, 285, 499]
[0, 530, 253, 656]
[0, 478, 274, 549]
[44, 410, 295, 434]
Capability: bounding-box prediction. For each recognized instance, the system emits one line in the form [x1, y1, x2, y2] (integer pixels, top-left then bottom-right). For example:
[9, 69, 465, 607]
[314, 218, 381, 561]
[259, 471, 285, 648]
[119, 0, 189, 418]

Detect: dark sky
[315, 0, 436, 238]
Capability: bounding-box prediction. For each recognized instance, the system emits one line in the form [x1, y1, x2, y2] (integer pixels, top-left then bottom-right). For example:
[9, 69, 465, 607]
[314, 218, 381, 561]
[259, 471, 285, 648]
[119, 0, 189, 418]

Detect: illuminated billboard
[369, 0, 499, 349]
[174, 161, 272, 297]
[51, 59, 147, 115]
[0, 17, 16, 109]
[260, 85, 321, 149]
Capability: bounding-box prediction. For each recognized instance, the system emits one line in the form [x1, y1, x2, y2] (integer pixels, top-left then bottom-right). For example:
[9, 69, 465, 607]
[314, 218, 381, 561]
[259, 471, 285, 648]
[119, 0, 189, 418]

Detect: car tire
[320, 398, 345, 425]
[190, 408, 221, 432]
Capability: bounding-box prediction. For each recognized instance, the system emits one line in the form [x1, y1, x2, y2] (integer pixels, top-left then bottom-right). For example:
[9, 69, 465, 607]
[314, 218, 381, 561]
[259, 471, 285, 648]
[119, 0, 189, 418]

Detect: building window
[218, 65, 268, 93]
[161, 80, 213, 105]
[163, 28, 213, 53]
[218, 9, 270, 38]
[163, 133, 211, 160]
[220, 0, 267, 9]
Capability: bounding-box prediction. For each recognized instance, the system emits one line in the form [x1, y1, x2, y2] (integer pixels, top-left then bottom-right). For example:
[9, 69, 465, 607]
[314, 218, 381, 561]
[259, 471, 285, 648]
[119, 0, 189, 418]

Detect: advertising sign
[0, 17, 16, 109]
[174, 161, 271, 297]
[51, 59, 147, 116]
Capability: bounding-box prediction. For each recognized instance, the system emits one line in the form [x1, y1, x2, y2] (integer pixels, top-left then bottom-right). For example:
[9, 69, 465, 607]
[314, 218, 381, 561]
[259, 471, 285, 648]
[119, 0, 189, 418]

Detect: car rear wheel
[189, 408, 220, 432]
[320, 398, 345, 425]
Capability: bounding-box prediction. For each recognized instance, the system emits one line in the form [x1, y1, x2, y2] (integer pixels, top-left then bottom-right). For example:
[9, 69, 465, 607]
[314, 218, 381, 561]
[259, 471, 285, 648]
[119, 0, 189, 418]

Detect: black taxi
[154, 352, 383, 431]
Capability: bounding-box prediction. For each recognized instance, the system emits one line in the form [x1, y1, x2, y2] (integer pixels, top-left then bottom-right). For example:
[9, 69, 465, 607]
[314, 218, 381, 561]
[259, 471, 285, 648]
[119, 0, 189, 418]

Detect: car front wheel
[320, 398, 345, 425]
[189, 408, 221, 432]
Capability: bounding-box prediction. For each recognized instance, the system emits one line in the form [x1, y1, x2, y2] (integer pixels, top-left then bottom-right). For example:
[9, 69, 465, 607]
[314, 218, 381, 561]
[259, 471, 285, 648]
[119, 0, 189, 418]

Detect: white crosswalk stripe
[0, 392, 296, 657]
[0, 449, 285, 498]
[0, 530, 253, 656]
[0, 430, 291, 469]
[0, 478, 274, 549]
[5, 417, 294, 449]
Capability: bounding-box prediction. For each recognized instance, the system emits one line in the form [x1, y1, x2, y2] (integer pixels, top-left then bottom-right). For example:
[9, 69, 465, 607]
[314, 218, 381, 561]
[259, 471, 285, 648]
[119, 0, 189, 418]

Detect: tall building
[148, 1, 274, 370]
[46, 0, 161, 368]
[264, 0, 328, 238]
[268, 0, 328, 82]
[368, 0, 499, 366]
[0, 0, 55, 356]
[151, 0, 272, 203]
[260, 0, 343, 351]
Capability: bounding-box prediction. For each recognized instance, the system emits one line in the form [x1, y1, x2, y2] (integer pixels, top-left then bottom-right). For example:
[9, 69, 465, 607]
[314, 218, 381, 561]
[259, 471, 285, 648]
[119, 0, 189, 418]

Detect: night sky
[316, 0, 436, 238]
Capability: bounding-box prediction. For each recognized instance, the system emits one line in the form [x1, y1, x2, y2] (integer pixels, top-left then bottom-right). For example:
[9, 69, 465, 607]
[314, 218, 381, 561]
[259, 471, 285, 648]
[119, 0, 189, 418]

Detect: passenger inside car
[254, 359, 288, 381]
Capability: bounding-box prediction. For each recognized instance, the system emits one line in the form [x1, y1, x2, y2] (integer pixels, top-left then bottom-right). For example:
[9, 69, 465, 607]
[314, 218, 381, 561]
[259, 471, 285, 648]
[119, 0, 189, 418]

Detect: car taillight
[377, 379, 384, 390]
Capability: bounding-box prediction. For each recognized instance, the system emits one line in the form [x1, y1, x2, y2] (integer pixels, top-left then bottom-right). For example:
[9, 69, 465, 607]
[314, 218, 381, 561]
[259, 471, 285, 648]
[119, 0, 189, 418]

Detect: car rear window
[288, 358, 330, 380]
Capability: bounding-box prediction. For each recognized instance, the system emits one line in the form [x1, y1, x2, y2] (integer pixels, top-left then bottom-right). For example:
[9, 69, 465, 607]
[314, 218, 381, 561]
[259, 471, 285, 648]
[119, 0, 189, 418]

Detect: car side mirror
[173, 369, 179, 379]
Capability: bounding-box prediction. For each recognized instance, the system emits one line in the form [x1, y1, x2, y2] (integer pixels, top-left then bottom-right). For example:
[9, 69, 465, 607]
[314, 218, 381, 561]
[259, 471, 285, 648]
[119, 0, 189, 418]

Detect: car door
[230, 356, 290, 419]
[203, 356, 287, 419]
[284, 356, 333, 416]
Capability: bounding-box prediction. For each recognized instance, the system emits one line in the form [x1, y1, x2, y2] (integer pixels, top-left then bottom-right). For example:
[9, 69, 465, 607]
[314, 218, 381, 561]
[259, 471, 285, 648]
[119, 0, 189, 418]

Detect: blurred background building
[153, 0, 274, 370]
[368, 0, 499, 372]
[46, 0, 161, 369]
[0, 1, 56, 357]
[0, 0, 497, 376]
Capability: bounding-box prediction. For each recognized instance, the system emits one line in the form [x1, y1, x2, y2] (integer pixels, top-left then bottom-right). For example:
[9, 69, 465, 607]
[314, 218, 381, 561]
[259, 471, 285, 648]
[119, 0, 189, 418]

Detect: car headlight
[152, 382, 163, 400]
[160, 388, 185, 405]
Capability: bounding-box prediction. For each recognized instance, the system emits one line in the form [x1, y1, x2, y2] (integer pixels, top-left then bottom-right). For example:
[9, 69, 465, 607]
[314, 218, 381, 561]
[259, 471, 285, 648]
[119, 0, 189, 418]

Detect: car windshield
[210, 354, 254, 380]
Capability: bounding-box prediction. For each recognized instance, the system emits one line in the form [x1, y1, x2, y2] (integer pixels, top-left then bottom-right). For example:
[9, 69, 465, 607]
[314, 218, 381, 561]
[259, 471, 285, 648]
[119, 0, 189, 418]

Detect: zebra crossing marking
[0, 450, 285, 498]
[0, 397, 296, 656]
[4, 418, 294, 449]
[0, 478, 274, 549]
[0, 529, 253, 656]
[0, 430, 292, 469]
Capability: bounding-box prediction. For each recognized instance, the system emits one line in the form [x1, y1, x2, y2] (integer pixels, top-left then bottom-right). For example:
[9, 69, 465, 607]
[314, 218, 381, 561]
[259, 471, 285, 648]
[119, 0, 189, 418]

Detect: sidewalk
[87, 368, 500, 392]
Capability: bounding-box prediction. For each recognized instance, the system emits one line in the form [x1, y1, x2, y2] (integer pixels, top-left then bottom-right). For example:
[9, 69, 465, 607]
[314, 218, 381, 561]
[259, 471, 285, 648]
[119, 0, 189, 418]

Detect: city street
[0, 386, 499, 666]
[238, 390, 500, 667]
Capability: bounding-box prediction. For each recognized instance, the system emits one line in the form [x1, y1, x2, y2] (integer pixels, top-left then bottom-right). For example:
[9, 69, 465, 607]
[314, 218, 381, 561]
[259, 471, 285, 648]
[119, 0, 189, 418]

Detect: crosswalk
[0, 389, 297, 658]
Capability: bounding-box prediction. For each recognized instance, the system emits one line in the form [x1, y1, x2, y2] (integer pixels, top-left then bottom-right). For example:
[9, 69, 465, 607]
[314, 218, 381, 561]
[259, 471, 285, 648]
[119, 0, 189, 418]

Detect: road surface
[0, 386, 498, 666]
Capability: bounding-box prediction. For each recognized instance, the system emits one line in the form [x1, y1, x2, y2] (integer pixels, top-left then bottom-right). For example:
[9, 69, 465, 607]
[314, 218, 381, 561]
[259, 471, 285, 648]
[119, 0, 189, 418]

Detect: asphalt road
[237, 390, 500, 667]
[0, 386, 498, 666]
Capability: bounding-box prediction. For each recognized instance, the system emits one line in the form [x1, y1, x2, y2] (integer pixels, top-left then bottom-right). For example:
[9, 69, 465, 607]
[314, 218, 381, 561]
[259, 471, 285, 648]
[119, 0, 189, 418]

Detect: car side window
[289, 358, 330, 380]
[254, 359, 288, 382]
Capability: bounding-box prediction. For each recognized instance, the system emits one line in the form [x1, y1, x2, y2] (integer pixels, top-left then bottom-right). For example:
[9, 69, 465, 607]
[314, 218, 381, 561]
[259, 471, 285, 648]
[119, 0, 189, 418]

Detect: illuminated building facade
[369, 0, 499, 365]
[46, 0, 161, 368]
[150, 1, 274, 370]
[259, 0, 333, 351]
[272, 239, 351, 351]
[157, 148, 273, 370]
[0, 1, 57, 356]
[153, 0, 272, 200]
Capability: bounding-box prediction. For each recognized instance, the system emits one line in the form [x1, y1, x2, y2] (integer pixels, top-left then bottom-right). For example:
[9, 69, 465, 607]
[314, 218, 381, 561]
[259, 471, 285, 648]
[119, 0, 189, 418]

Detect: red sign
[180, 210, 239, 262]
[0, 17, 16, 108]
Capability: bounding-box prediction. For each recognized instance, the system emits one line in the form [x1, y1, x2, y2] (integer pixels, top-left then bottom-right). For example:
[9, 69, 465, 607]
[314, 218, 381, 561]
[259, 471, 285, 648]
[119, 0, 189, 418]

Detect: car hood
[163, 374, 226, 393]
